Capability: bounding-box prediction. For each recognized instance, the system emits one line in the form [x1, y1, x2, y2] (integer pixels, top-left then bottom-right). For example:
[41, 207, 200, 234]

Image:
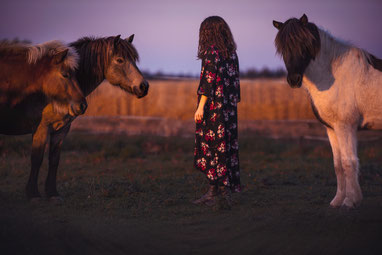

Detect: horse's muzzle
[70, 100, 88, 116]
[287, 74, 302, 88]
[134, 81, 149, 98]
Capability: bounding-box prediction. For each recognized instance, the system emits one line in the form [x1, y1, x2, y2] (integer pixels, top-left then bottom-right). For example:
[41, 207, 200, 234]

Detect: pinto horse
[0, 40, 86, 116]
[1, 35, 149, 201]
[273, 14, 382, 208]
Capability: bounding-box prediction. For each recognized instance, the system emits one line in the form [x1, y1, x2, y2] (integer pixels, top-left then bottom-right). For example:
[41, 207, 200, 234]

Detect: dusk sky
[1, 0, 381, 75]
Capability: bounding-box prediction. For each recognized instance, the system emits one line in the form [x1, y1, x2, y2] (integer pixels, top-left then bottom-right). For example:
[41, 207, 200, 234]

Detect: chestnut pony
[1, 35, 148, 201]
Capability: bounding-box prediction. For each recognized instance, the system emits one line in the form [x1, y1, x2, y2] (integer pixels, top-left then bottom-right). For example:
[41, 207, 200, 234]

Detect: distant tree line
[143, 67, 286, 80]
[0, 37, 32, 44]
[240, 67, 286, 79]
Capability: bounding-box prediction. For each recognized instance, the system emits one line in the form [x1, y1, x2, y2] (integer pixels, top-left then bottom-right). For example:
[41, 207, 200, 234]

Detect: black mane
[275, 18, 321, 60]
[366, 52, 382, 72]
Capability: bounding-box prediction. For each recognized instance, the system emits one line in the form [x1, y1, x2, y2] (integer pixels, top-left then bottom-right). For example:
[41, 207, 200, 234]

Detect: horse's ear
[300, 14, 308, 25]
[126, 34, 134, 43]
[273, 20, 283, 30]
[114, 35, 121, 47]
[53, 49, 68, 64]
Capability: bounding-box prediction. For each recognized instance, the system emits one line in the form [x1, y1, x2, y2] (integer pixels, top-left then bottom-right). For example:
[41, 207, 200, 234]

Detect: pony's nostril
[140, 81, 147, 91]
[80, 102, 87, 113]
[296, 75, 302, 84]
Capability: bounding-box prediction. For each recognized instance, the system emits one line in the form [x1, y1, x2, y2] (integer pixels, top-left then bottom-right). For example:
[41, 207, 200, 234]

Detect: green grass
[1, 133, 382, 254]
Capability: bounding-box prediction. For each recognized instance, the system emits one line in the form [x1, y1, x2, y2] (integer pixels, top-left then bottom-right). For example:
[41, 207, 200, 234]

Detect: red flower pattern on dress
[210, 112, 217, 122]
[215, 84, 223, 97]
[217, 124, 225, 139]
[201, 142, 209, 155]
[217, 141, 226, 153]
[217, 164, 227, 177]
[196, 158, 207, 171]
[205, 71, 216, 83]
[205, 130, 215, 141]
[207, 168, 217, 180]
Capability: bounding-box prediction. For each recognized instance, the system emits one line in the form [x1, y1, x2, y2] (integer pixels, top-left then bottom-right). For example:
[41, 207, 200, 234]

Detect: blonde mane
[27, 40, 79, 70]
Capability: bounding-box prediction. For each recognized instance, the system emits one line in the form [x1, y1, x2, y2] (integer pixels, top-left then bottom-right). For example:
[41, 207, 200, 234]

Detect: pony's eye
[116, 58, 124, 63]
[62, 73, 69, 78]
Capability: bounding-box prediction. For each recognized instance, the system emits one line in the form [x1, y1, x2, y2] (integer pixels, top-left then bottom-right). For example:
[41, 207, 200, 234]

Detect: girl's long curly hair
[197, 16, 237, 59]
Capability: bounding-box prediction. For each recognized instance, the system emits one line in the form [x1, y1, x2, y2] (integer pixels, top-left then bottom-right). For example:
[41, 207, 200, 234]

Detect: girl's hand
[194, 107, 204, 123]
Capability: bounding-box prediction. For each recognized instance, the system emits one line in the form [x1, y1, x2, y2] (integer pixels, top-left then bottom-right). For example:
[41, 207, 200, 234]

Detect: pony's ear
[126, 34, 134, 43]
[273, 20, 283, 30]
[53, 49, 68, 64]
[114, 35, 121, 47]
[300, 14, 308, 25]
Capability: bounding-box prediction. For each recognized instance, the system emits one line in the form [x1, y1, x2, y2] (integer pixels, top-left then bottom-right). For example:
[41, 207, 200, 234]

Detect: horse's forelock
[116, 39, 140, 62]
[62, 47, 79, 70]
[275, 19, 320, 60]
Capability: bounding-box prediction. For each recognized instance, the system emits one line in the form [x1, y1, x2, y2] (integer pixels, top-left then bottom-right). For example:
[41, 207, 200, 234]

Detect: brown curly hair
[197, 16, 237, 59]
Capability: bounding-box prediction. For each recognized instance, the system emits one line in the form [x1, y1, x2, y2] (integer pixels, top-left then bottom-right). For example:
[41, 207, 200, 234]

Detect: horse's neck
[78, 74, 105, 97]
[303, 29, 350, 93]
[76, 58, 105, 97]
[72, 39, 107, 97]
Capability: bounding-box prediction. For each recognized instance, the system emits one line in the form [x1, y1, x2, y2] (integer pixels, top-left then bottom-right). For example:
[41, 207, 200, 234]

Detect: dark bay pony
[0, 35, 149, 201]
[273, 14, 382, 208]
[0, 40, 87, 115]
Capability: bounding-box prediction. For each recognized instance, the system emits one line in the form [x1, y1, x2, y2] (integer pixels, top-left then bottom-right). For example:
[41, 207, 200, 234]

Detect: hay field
[84, 79, 315, 120]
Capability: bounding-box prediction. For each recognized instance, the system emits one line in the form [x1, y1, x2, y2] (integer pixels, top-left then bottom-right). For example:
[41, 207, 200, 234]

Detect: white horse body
[302, 29, 382, 207]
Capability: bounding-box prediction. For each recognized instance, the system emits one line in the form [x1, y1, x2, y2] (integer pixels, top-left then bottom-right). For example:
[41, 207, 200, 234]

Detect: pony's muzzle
[134, 81, 149, 98]
[70, 100, 88, 116]
[287, 74, 302, 88]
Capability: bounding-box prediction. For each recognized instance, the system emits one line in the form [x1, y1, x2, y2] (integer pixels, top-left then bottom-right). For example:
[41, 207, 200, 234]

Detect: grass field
[1, 133, 382, 255]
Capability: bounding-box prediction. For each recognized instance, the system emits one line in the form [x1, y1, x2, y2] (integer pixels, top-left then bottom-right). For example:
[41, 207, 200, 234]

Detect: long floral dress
[194, 46, 241, 192]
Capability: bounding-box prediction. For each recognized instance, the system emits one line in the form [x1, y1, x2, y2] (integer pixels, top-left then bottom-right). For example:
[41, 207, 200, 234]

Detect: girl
[193, 16, 241, 206]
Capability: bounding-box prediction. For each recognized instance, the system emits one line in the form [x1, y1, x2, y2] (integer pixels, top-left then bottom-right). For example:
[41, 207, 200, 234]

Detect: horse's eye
[62, 73, 69, 78]
[116, 58, 124, 63]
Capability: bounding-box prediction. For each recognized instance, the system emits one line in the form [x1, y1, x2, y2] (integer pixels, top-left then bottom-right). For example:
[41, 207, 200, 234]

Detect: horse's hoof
[48, 196, 64, 205]
[329, 200, 342, 208]
[329, 203, 340, 209]
[341, 198, 355, 209]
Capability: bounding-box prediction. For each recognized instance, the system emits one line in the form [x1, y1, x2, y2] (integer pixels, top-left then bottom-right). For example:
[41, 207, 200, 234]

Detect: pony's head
[273, 14, 321, 88]
[105, 35, 149, 98]
[29, 41, 87, 116]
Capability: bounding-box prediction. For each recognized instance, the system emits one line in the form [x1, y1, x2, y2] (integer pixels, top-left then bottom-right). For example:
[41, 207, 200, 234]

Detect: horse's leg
[45, 124, 71, 200]
[326, 128, 346, 207]
[26, 124, 49, 200]
[334, 125, 362, 208]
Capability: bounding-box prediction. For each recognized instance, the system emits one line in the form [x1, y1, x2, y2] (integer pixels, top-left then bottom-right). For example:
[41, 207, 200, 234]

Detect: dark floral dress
[194, 46, 241, 192]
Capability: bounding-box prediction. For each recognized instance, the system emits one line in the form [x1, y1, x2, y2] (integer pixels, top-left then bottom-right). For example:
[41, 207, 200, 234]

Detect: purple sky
[1, 0, 381, 75]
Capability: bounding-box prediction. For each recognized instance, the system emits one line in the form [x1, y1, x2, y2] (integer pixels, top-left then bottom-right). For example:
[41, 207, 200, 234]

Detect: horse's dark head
[105, 35, 149, 98]
[273, 14, 321, 88]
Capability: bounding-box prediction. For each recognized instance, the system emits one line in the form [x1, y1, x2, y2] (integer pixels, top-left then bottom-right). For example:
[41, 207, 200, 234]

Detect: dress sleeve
[197, 49, 218, 98]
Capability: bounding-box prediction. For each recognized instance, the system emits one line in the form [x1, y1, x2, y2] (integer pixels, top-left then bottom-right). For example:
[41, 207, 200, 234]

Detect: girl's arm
[194, 95, 207, 122]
